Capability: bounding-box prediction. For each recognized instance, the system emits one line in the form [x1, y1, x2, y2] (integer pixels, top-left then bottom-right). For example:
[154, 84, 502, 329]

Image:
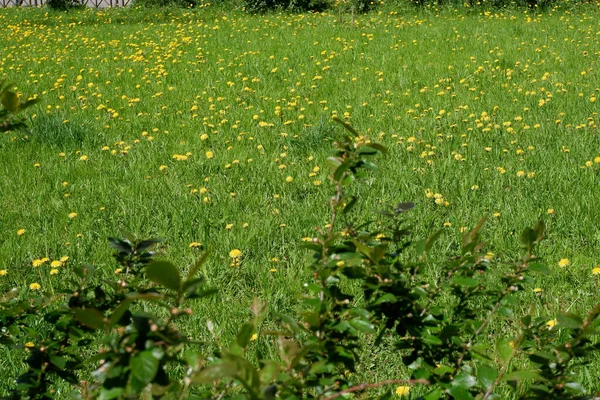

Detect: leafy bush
[2, 119, 600, 399]
[45, 0, 84, 10]
[0, 81, 39, 133]
[132, 0, 198, 8]
[243, 0, 332, 14]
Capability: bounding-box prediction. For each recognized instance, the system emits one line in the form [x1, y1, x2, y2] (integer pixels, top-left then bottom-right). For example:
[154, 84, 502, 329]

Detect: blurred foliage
[0, 82, 39, 133]
[1, 119, 600, 399]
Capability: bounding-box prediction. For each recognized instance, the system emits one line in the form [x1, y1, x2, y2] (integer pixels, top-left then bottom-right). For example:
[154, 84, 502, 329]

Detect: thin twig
[322, 379, 429, 400]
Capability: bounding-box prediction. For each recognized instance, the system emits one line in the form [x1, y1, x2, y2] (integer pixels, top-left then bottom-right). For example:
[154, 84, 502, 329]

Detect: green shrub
[243, 0, 332, 14]
[45, 0, 84, 10]
[133, 0, 198, 8]
[0, 81, 39, 133]
[2, 119, 600, 399]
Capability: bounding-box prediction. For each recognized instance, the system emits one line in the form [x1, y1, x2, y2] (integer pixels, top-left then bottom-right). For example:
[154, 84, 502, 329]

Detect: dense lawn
[1, 3, 600, 395]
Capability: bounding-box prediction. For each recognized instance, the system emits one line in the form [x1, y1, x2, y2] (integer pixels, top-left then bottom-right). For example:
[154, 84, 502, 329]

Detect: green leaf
[557, 312, 583, 329]
[452, 374, 476, 388]
[477, 365, 498, 390]
[527, 262, 550, 274]
[497, 339, 514, 363]
[146, 260, 181, 291]
[529, 351, 558, 364]
[276, 313, 302, 335]
[126, 292, 165, 301]
[108, 299, 133, 326]
[423, 388, 443, 400]
[98, 387, 124, 400]
[447, 386, 474, 400]
[333, 162, 350, 181]
[341, 173, 355, 186]
[364, 142, 388, 154]
[19, 98, 40, 111]
[186, 251, 210, 282]
[362, 160, 380, 173]
[520, 227, 537, 248]
[349, 319, 376, 334]
[331, 115, 361, 137]
[422, 333, 443, 346]
[373, 293, 398, 305]
[451, 276, 479, 288]
[1, 90, 19, 113]
[130, 351, 159, 388]
[564, 382, 586, 393]
[326, 156, 342, 168]
[236, 323, 255, 348]
[342, 196, 358, 214]
[503, 370, 545, 382]
[49, 355, 67, 370]
[73, 308, 105, 330]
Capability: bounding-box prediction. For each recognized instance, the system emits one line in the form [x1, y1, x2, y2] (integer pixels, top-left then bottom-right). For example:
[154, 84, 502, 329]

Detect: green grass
[1, 3, 600, 396]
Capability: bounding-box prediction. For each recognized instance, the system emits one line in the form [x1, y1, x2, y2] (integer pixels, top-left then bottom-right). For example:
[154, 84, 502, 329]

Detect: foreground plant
[1, 119, 600, 399]
[0, 81, 39, 133]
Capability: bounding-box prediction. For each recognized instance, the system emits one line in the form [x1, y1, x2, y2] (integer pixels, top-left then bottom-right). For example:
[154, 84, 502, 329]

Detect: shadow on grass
[28, 115, 103, 148]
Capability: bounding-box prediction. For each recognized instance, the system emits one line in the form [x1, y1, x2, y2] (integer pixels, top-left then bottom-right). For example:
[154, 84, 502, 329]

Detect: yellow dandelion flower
[189, 242, 202, 248]
[558, 258, 570, 268]
[0, 270, 7, 276]
[29, 283, 41, 290]
[250, 333, 258, 341]
[17, 229, 26, 236]
[32, 259, 44, 268]
[68, 212, 78, 219]
[50, 269, 59, 275]
[79, 155, 88, 161]
[25, 342, 35, 348]
[229, 249, 242, 258]
[285, 176, 294, 183]
[546, 319, 557, 329]
[50, 260, 62, 268]
[205, 151, 214, 159]
[395, 386, 410, 396]
[533, 288, 543, 293]
[592, 267, 600, 275]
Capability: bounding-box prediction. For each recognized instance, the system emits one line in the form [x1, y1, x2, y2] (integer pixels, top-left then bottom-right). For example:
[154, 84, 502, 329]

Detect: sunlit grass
[1, 3, 600, 394]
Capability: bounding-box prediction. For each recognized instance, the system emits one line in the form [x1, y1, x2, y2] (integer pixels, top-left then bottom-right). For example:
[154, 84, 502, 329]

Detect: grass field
[1, 3, 600, 396]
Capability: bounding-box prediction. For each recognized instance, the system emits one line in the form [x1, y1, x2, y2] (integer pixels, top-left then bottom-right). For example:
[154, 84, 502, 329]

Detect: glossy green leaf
[73, 308, 105, 330]
[423, 388, 443, 400]
[1, 90, 19, 113]
[447, 386, 474, 400]
[503, 370, 545, 381]
[130, 351, 159, 387]
[497, 339, 514, 363]
[108, 299, 133, 326]
[557, 312, 583, 329]
[98, 387, 124, 400]
[349, 319, 376, 334]
[527, 262, 550, 274]
[451, 276, 479, 288]
[146, 260, 181, 291]
[373, 293, 398, 305]
[236, 323, 255, 348]
[331, 115, 360, 137]
[477, 365, 498, 390]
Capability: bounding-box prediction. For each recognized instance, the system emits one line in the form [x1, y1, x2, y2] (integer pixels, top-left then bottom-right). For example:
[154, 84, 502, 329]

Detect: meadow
[1, 2, 600, 396]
